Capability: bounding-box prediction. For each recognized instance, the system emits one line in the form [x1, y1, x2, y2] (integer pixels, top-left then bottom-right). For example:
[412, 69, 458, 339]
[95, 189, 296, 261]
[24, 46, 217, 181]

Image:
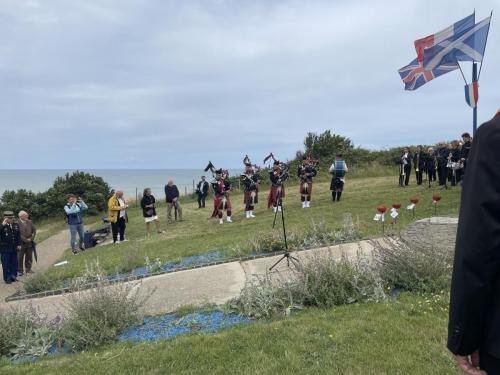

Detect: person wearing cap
[211, 169, 232, 224]
[0, 211, 21, 284]
[17, 210, 36, 275]
[64, 195, 88, 254]
[268, 160, 287, 212]
[242, 156, 261, 219]
[196, 176, 209, 209]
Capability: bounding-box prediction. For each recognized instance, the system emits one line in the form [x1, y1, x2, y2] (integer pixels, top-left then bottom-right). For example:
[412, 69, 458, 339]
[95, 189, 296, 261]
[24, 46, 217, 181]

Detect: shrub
[248, 231, 297, 254]
[23, 273, 62, 295]
[231, 273, 304, 319]
[300, 215, 360, 249]
[62, 282, 143, 351]
[144, 256, 163, 274]
[68, 258, 108, 290]
[373, 238, 454, 293]
[300, 254, 386, 308]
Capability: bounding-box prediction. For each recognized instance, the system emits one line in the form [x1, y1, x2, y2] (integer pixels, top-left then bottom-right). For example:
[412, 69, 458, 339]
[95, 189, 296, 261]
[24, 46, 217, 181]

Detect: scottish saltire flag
[424, 16, 492, 70]
[398, 58, 458, 91]
[464, 82, 479, 108]
[414, 13, 475, 63]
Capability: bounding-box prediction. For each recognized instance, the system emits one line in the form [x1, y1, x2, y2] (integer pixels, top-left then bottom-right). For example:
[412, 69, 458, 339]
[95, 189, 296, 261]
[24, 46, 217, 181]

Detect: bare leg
[145, 222, 151, 237]
[155, 220, 162, 233]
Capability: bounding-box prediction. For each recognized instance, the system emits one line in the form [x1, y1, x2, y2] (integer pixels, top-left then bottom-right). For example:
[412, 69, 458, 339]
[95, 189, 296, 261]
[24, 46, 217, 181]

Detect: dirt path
[0, 229, 70, 303]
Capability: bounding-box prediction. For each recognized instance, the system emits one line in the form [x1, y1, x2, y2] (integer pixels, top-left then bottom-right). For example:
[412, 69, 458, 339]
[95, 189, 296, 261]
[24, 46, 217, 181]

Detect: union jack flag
[398, 58, 458, 91]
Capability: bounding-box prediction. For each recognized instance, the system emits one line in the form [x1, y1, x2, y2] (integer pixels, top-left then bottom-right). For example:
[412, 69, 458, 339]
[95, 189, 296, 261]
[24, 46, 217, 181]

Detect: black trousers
[481, 350, 500, 374]
[111, 217, 126, 242]
[1, 251, 17, 282]
[399, 165, 411, 186]
[437, 164, 448, 186]
[427, 168, 437, 182]
[415, 169, 423, 185]
[197, 193, 206, 208]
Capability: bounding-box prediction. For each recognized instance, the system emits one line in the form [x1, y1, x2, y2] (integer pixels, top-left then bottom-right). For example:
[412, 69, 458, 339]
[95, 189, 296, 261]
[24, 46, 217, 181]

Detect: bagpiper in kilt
[329, 154, 348, 202]
[297, 155, 318, 208]
[264, 153, 288, 213]
[241, 155, 261, 219]
[210, 169, 233, 225]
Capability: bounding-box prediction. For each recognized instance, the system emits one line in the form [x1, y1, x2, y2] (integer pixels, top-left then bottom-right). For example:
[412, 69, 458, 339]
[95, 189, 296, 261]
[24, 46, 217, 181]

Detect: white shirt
[118, 198, 126, 218]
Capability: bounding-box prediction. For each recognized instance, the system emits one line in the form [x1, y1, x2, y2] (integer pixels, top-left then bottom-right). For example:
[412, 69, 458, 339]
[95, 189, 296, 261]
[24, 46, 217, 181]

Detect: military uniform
[268, 162, 286, 212]
[242, 163, 261, 219]
[0, 212, 21, 284]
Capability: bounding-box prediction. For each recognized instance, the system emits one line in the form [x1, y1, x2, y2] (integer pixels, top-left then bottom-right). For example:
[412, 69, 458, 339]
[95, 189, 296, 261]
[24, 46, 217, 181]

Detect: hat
[3, 211, 14, 218]
[495, 109, 500, 118]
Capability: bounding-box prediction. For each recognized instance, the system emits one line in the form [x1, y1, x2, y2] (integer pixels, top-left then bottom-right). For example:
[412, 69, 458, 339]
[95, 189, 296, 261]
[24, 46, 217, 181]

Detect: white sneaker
[250, 211, 256, 218]
[115, 241, 121, 244]
[219, 219, 224, 225]
[121, 239, 129, 242]
[278, 206, 282, 212]
[302, 202, 306, 208]
[274, 207, 278, 213]
[245, 211, 250, 219]
[306, 201, 311, 208]
[227, 216, 233, 223]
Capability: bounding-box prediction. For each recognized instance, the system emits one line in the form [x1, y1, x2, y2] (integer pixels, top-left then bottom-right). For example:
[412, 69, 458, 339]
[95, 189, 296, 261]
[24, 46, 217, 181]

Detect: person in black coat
[0, 211, 21, 284]
[413, 145, 426, 185]
[460, 132, 472, 180]
[164, 180, 183, 221]
[397, 147, 412, 187]
[425, 147, 437, 187]
[140, 188, 163, 236]
[196, 176, 209, 209]
[448, 140, 462, 186]
[436, 142, 450, 189]
[448, 113, 500, 374]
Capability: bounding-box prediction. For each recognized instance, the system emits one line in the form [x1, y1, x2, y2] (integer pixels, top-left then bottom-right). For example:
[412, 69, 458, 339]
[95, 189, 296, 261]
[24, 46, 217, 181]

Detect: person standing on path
[448, 112, 500, 374]
[141, 188, 163, 236]
[165, 180, 183, 222]
[16, 210, 36, 275]
[108, 191, 129, 244]
[0, 211, 21, 284]
[196, 176, 209, 209]
[64, 195, 88, 255]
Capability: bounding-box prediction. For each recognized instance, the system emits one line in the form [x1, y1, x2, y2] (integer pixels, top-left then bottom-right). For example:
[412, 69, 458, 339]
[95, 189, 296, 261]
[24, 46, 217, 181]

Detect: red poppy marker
[432, 194, 442, 215]
[375, 205, 387, 234]
[407, 198, 419, 218]
[391, 203, 401, 225]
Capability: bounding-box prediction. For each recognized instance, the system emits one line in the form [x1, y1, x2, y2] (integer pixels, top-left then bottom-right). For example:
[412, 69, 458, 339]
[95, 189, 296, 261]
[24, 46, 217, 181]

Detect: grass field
[35, 173, 462, 286]
[0, 293, 460, 374]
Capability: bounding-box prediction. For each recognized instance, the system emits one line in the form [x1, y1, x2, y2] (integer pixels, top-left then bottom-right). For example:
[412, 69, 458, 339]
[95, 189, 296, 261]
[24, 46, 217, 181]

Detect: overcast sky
[1, 0, 498, 169]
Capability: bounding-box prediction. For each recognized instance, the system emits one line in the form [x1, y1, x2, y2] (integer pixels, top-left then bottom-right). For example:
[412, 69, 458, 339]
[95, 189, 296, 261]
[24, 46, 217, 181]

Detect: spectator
[448, 140, 462, 186]
[0, 211, 21, 284]
[17, 210, 36, 275]
[426, 147, 437, 187]
[196, 176, 209, 209]
[64, 195, 88, 255]
[141, 188, 164, 236]
[460, 132, 472, 180]
[448, 113, 500, 374]
[164, 180, 183, 221]
[108, 191, 129, 244]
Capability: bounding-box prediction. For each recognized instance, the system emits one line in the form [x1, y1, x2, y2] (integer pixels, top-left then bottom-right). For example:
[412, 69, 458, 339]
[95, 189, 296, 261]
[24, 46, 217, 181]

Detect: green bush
[373, 239, 454, 293]
[300, 254, 386, 308]
[62, 283, 143, 352]
[23, 273, 62, 295]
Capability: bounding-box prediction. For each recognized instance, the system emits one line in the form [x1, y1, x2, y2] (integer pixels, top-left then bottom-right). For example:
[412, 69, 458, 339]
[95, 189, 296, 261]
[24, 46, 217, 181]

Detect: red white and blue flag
[464, 82, 479, 108]
[399, 13, 475, 90]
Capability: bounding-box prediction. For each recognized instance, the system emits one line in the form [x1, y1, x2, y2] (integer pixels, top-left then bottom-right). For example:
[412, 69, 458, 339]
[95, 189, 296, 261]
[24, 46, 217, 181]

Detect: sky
[0, 0, 498, 169]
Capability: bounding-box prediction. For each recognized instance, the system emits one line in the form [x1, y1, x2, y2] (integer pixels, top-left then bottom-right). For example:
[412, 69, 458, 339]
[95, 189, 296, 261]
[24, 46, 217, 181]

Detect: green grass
[0, 293, 460, 374]
[35, 173, 461, 285]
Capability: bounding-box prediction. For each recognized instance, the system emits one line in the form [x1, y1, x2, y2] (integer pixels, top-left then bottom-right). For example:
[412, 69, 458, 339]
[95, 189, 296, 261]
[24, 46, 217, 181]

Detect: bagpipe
[264, 152, 290, 185]
[204, 161, 230, 180]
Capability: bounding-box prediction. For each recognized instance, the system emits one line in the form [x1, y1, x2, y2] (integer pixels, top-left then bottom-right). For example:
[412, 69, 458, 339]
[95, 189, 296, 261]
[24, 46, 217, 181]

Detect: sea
[0, 169, 240, 200]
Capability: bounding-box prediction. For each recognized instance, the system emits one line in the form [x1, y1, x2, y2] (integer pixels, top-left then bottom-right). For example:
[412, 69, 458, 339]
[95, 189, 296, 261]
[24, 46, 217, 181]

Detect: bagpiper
[297, 154, 318, 208]
[264, 153, 289, 213]
[241, 155, 261, 219]
[329, 154, 348, 202]
[204, 162, 233, 225]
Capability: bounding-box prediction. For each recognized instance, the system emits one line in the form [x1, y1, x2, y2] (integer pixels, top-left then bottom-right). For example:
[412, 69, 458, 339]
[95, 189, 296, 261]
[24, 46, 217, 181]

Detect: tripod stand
[269, 188, 300, 271]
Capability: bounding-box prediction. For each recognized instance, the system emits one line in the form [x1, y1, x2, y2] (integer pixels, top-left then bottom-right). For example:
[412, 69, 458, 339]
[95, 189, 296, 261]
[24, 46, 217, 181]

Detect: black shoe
[5, 280, 11, 285]
[18, 272, 24, 276]
[10, 277, 18, 282]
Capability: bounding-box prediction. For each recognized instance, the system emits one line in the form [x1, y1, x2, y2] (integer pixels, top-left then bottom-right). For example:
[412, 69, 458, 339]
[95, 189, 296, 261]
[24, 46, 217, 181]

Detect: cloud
[0, 0, 498, 168]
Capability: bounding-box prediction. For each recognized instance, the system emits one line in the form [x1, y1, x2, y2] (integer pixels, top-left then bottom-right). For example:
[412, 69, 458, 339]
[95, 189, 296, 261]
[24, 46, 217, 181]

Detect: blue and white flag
[424, 16, 492, 70]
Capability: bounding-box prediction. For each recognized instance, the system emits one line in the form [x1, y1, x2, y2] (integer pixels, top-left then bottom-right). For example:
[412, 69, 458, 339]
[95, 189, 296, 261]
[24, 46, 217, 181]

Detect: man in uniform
[297, 155, 318, 208]
[242, 156, 260, 219]
[211, 169, 232, 225]
[268, 160, 287, 213]
[448, 112, 500, 374]
[0, 211, 21, 284]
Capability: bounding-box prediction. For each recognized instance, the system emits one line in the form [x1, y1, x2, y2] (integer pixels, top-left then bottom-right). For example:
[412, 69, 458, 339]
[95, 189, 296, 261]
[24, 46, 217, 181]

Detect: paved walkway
[0, 229, 70, 303]
[2, 217, 459, 320]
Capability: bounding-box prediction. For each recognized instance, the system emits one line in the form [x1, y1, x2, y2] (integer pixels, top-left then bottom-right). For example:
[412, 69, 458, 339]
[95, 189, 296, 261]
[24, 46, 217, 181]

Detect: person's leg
[331, 191, 336, 201]
[17, 247, 24, 275]
[155, 219, 162, 233]
[202, 194, 206, 208]
[77, 224, 85, 250]
[25, 245, 33, 273]
[145, 221, 151, 236]
[9, 252, 17, 280]
[337, 191, 342, 201]
[176, 202, 183, 221]
[119, 217, 126, 241]
[111, 221, 119, 243]
[1, 253, 10, 282]
[197, 194, 202, 208]
[167, 202, 173, 221]
[69, 225, 78, 251]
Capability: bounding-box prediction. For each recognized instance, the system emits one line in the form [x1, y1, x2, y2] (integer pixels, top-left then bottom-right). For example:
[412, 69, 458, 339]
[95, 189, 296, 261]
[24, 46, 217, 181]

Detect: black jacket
[196, 181, 209, 196]
[164, 185, 180, 203]
[413, 151, 425, 170]
[0, 223, 21, 253]
[461, 140, 472, 160]
[448, 115, 500, 357]
[140, 195, 157, 218]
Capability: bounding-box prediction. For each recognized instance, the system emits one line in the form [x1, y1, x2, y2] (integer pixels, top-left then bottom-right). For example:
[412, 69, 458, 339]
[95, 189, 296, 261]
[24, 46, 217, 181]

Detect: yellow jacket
[107, 195, 127, 223]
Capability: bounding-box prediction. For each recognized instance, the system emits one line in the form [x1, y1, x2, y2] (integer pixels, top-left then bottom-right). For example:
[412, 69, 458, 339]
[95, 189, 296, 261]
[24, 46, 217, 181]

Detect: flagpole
[472, 62, 478, 135]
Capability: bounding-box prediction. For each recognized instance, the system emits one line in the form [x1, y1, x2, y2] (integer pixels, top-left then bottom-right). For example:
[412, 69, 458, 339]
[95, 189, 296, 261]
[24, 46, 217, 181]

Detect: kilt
[330, 177, 344, 192]
[299, 182, 312, 195]
[243, 190, 258, 205]
[267, 185, 285, 208]
[211, 195, 232, 218]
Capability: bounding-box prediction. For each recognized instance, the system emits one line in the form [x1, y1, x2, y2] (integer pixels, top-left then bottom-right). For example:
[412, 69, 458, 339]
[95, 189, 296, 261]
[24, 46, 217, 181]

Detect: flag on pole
[414, 13, 475, 62]
[464, 81, 479, 108]
[398, 58, 458, 91]
[424, 16, 492, 70]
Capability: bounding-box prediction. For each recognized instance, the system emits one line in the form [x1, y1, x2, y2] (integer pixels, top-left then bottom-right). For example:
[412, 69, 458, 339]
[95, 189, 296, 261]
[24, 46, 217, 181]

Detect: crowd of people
[397, 132, 472, 189]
